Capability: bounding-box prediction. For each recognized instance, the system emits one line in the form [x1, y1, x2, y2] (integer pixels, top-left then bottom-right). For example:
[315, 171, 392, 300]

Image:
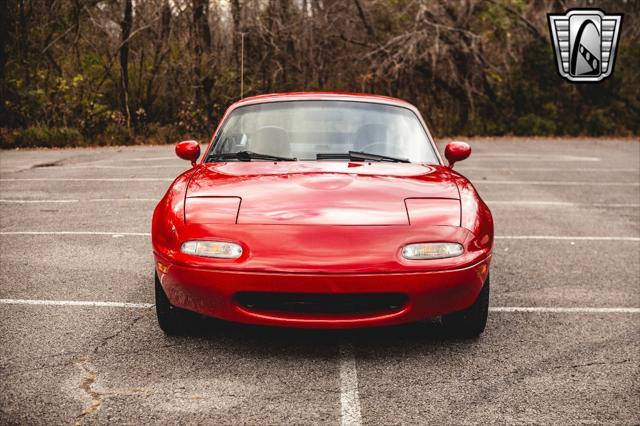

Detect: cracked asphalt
[1, 138, 639, 424]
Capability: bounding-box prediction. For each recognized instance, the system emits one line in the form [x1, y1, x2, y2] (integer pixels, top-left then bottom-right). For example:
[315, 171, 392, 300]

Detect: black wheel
[442, 274, 490, 338]
[155, 272, 187, 335]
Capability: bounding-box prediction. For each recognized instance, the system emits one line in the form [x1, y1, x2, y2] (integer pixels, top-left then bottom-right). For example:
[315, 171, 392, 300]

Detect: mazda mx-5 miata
[152, 92, 493, 337]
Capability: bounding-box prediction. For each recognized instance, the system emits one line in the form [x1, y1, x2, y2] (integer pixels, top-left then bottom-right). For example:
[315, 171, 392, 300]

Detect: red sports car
[152, 92, 493, 336]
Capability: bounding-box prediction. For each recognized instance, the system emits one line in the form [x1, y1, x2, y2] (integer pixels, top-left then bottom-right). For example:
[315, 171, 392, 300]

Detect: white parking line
[477, 180, 639, 186]
[2, 178, 637, 186]
[0, 299, 153, 308]
[491, 307, 640, 313]
[495, 235, 640, 241]
[0, 198, 157, 203]
[0, 165, 184, 171]
[339, 343, 362, 426]
[470, 154, 601, 161]
[460, 167, 638, 172]
[7, 166, 637, 172]
[2, 199, 637, 208]
[2, 232, 638, 242]
[2, 299, 639, 313]
[0, 231, 151, 236]
[91, 156, 177, 163]
[486, 201, 640, 208]
[63, 165, 185, 169]
[0, 178, 172, 182]
[88, 198, 157, 202]
[0, 199, 80, 203]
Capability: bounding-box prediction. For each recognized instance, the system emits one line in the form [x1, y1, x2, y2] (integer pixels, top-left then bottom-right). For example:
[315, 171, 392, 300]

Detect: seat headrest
[250, 126, 291, 157]
[353, 123, 388, 152]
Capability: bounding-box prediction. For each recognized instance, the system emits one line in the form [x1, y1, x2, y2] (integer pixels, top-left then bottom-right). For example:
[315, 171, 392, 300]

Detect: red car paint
[444, 141, 471, 167]
[152, 92, 493, 328]
[175, 140, 201, 165]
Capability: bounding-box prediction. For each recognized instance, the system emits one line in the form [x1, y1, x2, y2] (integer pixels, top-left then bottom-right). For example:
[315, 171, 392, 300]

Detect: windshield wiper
[317, 151, 410, 163]
[207, 150, 297, 162]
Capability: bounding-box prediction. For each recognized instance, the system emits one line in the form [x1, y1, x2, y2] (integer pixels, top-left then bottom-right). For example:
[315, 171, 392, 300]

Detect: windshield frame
[203, 99, 442, 165]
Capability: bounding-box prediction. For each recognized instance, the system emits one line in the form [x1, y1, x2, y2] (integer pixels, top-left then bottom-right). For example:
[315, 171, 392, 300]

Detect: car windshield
[207, 101, 439, 163]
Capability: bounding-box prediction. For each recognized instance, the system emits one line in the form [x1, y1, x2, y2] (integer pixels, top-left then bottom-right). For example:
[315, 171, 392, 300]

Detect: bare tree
[119, 0, 133, 129]
[2, 0, 638, 142]
[191, 0, 212, 106]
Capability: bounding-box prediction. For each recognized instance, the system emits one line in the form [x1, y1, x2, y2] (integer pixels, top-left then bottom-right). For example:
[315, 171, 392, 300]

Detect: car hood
[185, 161, 460, 225]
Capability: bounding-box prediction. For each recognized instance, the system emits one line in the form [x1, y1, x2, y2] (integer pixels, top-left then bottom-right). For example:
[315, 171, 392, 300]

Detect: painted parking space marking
[486, 201, 640, 208]
[4, 165, 636, 172]
[0, 231, 151, 236]
[470, 154, 601, 161]
[476, 180, 639, 186]
[3, 178, 636, 186]
[0, 198, 157, 203]
[459, 167, 638, 172]
[0, 178, 172, 182]
[2, 199, 638, 209]
[0, 165, 184, 172]
[91, 156, 177, 163]
[2, 232, 638, 241]
[59, 165, 185, 169]
[87, 198, 157, 202]
[0, 299, 153, 308]
[339, 343, 362, 426]
[0, 199, 80, 203]
[1, 299, 639, 314]
[491, 307, 640, 313]
[495, 235, 640, 241]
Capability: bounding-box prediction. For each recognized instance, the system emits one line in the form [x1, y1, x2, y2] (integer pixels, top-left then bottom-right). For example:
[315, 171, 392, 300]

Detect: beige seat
[249, 126, 292, 157]
[353, 123, 388, 153]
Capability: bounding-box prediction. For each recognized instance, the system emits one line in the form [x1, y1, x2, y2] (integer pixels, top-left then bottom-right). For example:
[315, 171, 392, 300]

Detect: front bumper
[155, 254, 491, 329]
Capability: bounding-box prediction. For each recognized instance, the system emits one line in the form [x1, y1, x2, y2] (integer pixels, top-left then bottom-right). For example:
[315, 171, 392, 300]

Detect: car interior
[218, 123, 394, 160]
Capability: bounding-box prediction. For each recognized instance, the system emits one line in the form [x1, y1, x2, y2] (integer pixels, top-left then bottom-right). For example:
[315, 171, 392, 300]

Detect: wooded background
[1, 0, 638, 148]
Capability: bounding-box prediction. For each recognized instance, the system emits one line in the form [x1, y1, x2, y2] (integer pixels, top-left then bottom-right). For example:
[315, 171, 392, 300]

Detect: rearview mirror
[444, 141, 471, 168]
[175, 140, 200, 165]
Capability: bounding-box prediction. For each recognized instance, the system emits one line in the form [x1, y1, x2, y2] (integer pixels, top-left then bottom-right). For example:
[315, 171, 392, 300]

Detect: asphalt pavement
[1, 138, 638, 424]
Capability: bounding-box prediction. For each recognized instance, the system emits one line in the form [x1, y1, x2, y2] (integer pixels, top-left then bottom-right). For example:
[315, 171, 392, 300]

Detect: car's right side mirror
[175, 140, 201, 165]
[444, 141, 471, 168]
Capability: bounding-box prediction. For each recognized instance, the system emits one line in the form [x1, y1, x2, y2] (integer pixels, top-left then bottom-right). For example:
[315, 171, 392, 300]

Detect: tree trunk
[353, 0, 376, 39]
[144, 1, 172, 110]
[119, 0, 133, 129]
[231, 0, 241, 66]
[0, 0, 7, 83]
[192, 0, 212, 105]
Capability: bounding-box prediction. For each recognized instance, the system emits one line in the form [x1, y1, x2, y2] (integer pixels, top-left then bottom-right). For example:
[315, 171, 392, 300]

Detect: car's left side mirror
[175, 140, 201, 166]
[444, 141, 471, 168]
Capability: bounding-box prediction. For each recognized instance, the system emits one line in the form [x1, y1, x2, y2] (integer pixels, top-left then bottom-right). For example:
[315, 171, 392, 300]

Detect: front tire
[442, 274, 490, 338]
[155, 272, 186, 335]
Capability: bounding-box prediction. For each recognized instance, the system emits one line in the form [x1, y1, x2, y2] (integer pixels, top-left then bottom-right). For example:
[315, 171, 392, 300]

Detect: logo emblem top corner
[548, 9, 622, 83]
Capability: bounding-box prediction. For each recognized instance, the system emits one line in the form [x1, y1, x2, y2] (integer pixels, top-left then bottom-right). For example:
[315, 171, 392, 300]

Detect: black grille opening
[235, 292, 408, 315]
